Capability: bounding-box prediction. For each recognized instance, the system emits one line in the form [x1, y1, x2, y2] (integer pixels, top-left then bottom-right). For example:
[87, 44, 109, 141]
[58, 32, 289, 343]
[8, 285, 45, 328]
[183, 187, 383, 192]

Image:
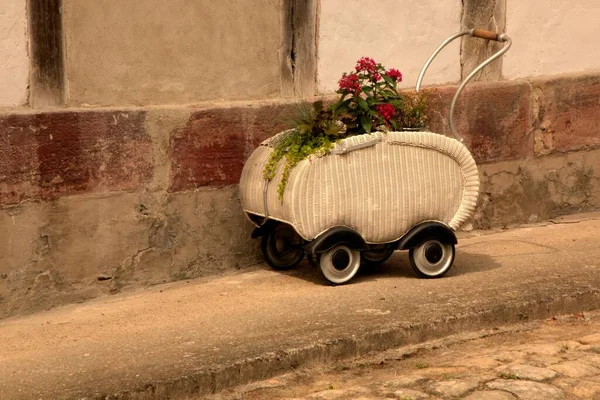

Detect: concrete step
[2, 212, 600, 399]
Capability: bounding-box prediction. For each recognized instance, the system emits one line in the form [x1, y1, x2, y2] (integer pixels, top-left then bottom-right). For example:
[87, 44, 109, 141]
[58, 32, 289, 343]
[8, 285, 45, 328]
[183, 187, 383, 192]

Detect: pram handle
[416, 29, 512, 143]
[471, 29, 503, 41]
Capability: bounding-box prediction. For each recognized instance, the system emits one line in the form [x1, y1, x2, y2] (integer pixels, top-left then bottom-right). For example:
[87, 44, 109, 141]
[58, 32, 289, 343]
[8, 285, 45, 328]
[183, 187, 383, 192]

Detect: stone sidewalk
[210, 312, 600, 400]
[2, 213, 600, 400]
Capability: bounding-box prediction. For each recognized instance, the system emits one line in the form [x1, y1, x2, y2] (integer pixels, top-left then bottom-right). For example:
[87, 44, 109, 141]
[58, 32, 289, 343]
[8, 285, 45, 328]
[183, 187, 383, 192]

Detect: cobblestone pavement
[205, 312, 600, 400]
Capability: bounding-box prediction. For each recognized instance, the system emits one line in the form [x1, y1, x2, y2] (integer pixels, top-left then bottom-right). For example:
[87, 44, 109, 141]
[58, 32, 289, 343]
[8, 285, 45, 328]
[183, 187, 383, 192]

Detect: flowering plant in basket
[264, 57, 430, 199]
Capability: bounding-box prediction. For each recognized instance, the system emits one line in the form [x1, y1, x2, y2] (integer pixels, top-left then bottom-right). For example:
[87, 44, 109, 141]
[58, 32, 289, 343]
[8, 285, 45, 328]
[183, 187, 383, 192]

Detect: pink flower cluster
[386, 68, 403, 82]
[356, 57, 377, 73]
[376, 104, 396, 122]
[338, 73, 361, 94]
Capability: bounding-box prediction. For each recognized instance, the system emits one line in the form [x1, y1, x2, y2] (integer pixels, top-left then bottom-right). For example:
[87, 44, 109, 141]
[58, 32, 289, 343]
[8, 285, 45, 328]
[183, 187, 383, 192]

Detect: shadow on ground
[258, 248, 502, 286]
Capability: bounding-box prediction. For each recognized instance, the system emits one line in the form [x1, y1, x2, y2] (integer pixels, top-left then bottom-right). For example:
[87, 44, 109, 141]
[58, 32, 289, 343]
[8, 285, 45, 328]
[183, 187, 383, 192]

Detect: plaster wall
[0, 0, 29, 107]
[504, 0, 600, 79]
[317, 0, 462, 93]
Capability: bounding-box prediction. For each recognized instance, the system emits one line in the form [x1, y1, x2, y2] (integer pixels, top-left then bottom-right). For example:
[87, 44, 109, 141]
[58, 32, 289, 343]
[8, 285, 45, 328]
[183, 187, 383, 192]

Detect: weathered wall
[317, 0, 462, 93]
[2, 72, 600, 319]
[460, 0, 506, 81]
[61, 0, 285, 106]
[0, 102, 297, 318]
[2, 0, 600, 319]
[0, 189, 258, 318]
[427, 74, 600, 228]
[0, 0, 29, 107]
[504, 0, 600, 79]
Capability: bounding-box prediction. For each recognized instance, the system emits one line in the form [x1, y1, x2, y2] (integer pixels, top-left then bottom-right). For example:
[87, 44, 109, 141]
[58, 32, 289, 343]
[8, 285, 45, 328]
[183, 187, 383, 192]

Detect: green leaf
[357, 96, 369, 110]
[335, 106, 349, 117]
[313, 100, 324, 113]
[332, 94, 349, 110]
[360, 115, 373, 133]
[332, 98, 352, 116]
[390, 99, 403, 108]
[382, 74, 395, 86]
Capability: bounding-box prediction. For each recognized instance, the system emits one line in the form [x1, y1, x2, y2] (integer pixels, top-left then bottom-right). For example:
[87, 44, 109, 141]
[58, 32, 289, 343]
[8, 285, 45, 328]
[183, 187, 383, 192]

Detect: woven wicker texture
[239, 131, 479, 243]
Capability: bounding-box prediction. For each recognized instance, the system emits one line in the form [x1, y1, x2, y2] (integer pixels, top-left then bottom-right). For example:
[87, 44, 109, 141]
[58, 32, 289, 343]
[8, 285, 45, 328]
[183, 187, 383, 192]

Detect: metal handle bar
[416, 29, 512, 142]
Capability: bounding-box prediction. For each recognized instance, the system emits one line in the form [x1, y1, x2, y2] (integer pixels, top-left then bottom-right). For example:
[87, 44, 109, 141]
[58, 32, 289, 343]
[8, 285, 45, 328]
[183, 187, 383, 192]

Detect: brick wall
[1, 1, 599, 318]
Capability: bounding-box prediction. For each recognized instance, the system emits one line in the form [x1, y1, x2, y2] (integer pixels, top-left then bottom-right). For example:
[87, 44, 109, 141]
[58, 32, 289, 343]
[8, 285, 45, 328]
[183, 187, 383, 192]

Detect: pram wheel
[361, 244, 396, 266]
[409, 239, 455, 278]
[318, 244, 361, 285]
[261, 222, 305, 270]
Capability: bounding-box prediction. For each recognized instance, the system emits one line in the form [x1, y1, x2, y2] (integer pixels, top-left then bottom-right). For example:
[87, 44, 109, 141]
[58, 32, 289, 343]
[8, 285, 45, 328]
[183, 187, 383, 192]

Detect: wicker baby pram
[239, 29, 512, 284]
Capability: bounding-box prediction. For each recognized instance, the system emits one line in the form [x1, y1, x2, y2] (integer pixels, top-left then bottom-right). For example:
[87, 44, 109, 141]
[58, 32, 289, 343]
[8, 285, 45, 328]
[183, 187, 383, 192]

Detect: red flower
[356, 57, 377, 73]
[372, 72, 381, 82]
[338, 73, 361, 94]
[386, 68, 403, 82]
[376, 104, 396, 122]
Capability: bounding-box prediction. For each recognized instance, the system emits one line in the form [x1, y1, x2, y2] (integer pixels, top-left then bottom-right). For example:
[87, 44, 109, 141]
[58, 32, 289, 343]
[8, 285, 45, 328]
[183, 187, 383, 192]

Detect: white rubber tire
[318, 245, 361, 284]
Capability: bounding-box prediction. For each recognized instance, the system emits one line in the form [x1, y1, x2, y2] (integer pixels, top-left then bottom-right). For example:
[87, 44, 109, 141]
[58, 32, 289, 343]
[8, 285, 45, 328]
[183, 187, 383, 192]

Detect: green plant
[498, 371, 520, 380]
[415, 362, 429, 369]
[263, 101, 343, 199]
[263, 57, 431, 200]
[398, 91, 429, 129]
[331, 57, 406, 133]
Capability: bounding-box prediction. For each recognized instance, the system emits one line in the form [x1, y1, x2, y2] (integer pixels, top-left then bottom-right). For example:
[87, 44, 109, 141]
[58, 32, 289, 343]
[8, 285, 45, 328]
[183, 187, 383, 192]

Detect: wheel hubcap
[411, 240, 454, 277]
[319, 245, 361, 284]
[332, 249, 350, 270]
[424, 242, 443, 264]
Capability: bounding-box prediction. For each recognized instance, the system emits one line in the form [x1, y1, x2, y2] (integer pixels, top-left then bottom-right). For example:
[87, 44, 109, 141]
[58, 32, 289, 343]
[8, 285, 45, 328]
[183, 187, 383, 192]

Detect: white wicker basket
[239, 28, 511, 284]
[239, 130, 479, 243]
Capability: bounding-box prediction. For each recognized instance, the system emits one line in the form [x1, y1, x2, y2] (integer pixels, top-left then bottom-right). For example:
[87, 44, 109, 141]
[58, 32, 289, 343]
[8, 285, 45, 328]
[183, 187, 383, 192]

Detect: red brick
[170, 84, 538, 192]
[534, 74, 600, 154]
[169, 108, 248, 191]
[427, 80, 533, 163]
[0, 117, 39, 204]
[169, 102, 307, 192]
[247, 102, 299, 148]
[0, 110, 152, 205]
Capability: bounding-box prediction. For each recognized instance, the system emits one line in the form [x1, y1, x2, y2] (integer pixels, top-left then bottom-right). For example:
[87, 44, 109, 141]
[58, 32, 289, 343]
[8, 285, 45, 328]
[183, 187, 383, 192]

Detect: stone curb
[99, 288, 600, 399]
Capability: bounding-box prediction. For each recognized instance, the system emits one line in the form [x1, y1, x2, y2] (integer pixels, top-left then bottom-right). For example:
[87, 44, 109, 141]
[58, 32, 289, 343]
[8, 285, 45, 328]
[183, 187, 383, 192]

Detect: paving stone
[582, 355, 600, 368]
[455, 356, 502, 369]
[307, 388, 367, 399]
[520, 343, 563, 356]
[581, 345, 600, 354]
[383, 375, 426, 388]
[490, 351, 527, 363]
[569, 380, 600, 398]
[550, 361, 600, 378]
[500, 364, 558, 381]
[463, 390, 516, 400]
[460, 371, 499, 384]
[579, 333, 600, 345]
[556, 340, 582, 352]
[487, 379, 565, 400]
[525, 354, 565, 367]
[420, 367, 467, 377]
[351, 397, 388, 400]
[429, 380, 478, 397]
[391, 388, 430, 399]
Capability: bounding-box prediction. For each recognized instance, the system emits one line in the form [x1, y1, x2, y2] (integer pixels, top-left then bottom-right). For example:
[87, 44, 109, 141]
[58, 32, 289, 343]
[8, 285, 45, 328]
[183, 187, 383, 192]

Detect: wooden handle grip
[471, 29, 501, 41]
